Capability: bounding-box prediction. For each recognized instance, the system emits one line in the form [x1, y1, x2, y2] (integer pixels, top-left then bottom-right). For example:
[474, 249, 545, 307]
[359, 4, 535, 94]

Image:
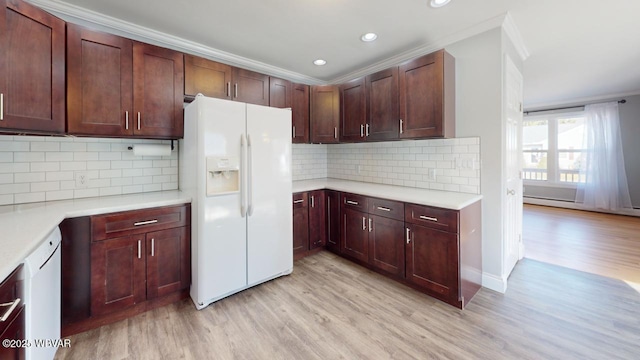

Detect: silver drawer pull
[0, 298, 21, 322]
[419, 215, 438, 222]
[346, 200, 359, 205]
[134, 219, 158, 226]
[377, 206, 391, 212]
[293, 199, 304, 204]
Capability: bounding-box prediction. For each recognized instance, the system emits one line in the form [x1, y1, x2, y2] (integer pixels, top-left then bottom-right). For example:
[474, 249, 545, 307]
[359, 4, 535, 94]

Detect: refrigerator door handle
[247, 134, 254, 216]
[240, 134, 247, 217]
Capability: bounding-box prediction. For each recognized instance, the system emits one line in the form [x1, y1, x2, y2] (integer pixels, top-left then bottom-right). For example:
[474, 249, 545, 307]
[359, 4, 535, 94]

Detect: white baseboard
[482, 272, 507, 293]
[524, 197, 640, 217]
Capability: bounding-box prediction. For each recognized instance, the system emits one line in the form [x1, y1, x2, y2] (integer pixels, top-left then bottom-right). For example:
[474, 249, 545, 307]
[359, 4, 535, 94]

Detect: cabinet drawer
[405, 203, 458, 233]
[91, 205, 189, 241]
[0, 265, 23, 335]
[341, 193, 368, 212]
[293, 192, 308, 209]
[368, 197, 404, 221]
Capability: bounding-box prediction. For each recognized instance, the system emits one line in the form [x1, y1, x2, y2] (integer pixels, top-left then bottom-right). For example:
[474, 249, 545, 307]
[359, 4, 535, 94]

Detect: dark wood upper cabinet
[232, 67, 269, 106]
[399, 50, 455, 139]
[339, 77, 367, 142]
[308, 190, 326, 249]
[184, 54, 232, 101]
[366, 67, 399, 141]
[132, 42, 184, 138]
[291, 83, 310, 143]
[0, 0, 65, 134]
[269, 77, 292, 109]
[310, 85, 340, 143]
[67, 24, 133, 137]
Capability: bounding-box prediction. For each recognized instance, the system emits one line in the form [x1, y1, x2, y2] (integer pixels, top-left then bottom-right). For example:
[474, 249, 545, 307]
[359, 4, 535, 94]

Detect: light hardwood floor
[55, 251, 640, 360]
[523, 204, 640, 284]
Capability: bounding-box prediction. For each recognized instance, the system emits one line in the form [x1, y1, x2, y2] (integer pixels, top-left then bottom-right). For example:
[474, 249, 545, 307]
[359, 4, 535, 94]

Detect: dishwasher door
[24, 227, 62, 360]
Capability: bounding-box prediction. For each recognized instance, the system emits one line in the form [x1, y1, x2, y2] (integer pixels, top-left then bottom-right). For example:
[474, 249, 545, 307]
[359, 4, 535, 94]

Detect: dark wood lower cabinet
[308, 190, 326, 249]
[325, 191, 341, 252]
[341, 208, 369, 262]
[146, 227, 191, 299]
[0, 307, 25, 360]
[368, 215, 405, 276]
[293, 192, 309, 258]
[0, 265, 24, 360]
[91, 235, 146, 316]
[405, 224, 458, 298]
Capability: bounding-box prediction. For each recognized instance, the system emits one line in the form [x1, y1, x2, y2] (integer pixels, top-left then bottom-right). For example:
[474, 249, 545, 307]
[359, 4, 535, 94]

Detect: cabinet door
[308, 190, 326, 249]
[340, 77, 366, 142]
[0, 0, 65, 133]
[133, 42, 184, 138]
[67, 24, 133, 136]
[405, 224, 459, 299]
[0, 307, 25, 360]
[269, 77, 292, 109]
[325, 190, 341, 252]
[184, 54, 232, 101]
[293, 192, 309, 256]
[292, 83, 310, 143]
[341, 208, 368, 262]
[310, 85, 339, 143]
[368, 215, 405, 276]
[367, 67, 399, 141]
[399, 51, 444, 139]
[146, 227, 191, 299]
[91, 236, 146, 316]
[232, 67, 269, 106]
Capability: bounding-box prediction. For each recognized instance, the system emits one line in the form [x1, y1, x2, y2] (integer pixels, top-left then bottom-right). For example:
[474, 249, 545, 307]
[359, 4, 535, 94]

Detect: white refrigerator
[180, 95, 293, 310]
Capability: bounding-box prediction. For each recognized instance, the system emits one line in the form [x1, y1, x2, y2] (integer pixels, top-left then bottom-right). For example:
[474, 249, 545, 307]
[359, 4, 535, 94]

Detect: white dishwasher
[24, 227, 62, 360]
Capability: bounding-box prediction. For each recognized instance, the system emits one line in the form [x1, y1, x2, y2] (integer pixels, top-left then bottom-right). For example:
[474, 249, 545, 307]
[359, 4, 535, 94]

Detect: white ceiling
[32, 0, 640, 108]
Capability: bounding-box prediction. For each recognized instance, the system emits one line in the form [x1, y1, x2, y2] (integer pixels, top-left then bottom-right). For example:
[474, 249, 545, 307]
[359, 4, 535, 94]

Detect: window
[522, 111, 586, 185]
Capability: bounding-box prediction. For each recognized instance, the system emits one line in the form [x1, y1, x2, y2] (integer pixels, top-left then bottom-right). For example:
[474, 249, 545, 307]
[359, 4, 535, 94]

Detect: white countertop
[293, 178, 482, 210]
[0, 191, 191, 281]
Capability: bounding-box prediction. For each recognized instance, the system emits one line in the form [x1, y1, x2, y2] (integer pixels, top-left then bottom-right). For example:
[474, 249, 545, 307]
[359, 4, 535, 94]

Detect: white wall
[446, 28, 506, 292]
[0, 135, 178, 205]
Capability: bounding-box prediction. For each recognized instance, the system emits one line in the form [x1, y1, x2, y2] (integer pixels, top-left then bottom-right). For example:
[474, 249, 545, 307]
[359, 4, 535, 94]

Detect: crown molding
[27, 0, 324, 85]
[328, 13, 508, 84]
[501, 12, 530, 61]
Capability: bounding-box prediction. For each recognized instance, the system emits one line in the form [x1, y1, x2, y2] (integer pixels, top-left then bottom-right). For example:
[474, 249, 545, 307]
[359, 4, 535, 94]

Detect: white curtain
[576, 102, 632, 210]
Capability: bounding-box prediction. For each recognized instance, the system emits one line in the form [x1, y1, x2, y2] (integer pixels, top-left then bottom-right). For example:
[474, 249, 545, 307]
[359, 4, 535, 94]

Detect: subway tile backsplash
[0, 135, 177, 205]
[293, 137, 481, 195]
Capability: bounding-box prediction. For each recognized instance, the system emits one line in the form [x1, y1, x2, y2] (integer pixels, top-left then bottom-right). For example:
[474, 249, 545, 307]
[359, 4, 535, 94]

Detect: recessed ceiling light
[430, 0, 451, 8]
[361, 33, 378, 42]
[313, 59, 327, 66]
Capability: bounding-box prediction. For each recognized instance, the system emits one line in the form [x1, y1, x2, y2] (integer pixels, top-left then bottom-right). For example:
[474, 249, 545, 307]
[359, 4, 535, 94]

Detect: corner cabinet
[310, 85, 340, 143]
[399, 50, 455, 139]
[60, 204, 191, 336]
[67, 24, 184, 139]
[0, 0, 65, 134]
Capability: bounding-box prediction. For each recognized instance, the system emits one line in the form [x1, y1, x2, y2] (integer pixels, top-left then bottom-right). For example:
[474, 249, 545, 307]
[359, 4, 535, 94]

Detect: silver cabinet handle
[406, 228, 411, 244]
[419, 215, 438, 222]
[366, 123, 370, 137]
[137, 112, 141, 130]
[137, 240, 141, 259]
[346, 200, 358, 205]
[377, 206, 391, 212]
[293, 199, 304, 204]
[368, 217, 372, 232]
[125, 111, 129, 130]
[293, 126, 296, 138]
[334, 127, 338, 139]
[235, 83, 238, 98]
[227, 82, 231, 97]
[362, 217, 366, 230]
[151, 238, 155, 257]
[360, 124, 364, 137]
[134, 219, 158, 226]
[1, 93, 4, 120]
[311, 195, 315, 208]
[0, 298, 21, 322]
[400, 119, 403, 134]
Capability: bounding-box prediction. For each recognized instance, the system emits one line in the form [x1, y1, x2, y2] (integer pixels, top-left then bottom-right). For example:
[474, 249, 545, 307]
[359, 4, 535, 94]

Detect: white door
[246, 104, 293, 286]
[504, 54, 524, 278]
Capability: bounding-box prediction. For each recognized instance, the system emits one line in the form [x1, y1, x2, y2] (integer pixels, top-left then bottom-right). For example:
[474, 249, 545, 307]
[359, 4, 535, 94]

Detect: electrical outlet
[75, 171, 88, 188]
[357, 165, 363, 175]
[428, 168, 437, 180]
